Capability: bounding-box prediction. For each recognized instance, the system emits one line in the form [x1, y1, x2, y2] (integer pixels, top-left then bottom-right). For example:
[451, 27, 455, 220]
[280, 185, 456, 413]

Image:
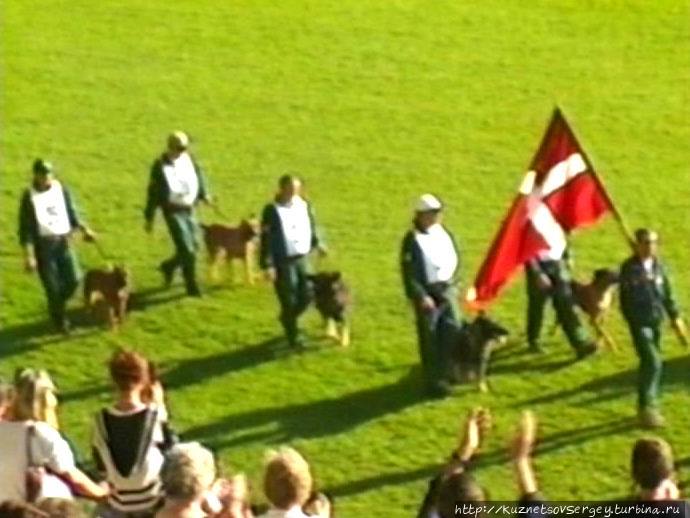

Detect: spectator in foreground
[0, 369, 107, 502]
[156, 442, 252, 518]
[631, 438, 680, 500]
[0, 498, 85, 518]
[37, 498, 86, 518]
[92, 350, 174, 516]
[259, 447, 330, 518]
[419, 409, 545, 518]
[0, 378, 13, 421]
[418, 408, 490, 518]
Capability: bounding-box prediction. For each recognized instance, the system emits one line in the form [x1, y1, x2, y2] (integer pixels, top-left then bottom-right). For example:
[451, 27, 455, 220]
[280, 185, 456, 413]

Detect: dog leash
[92, 240, 112, 262]
[207, 201, 232, 221]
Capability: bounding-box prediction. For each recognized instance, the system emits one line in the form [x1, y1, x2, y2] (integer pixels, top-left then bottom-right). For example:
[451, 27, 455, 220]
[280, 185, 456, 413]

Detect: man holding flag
[467, 108, 621, 359]
[525, 247, 596, 357]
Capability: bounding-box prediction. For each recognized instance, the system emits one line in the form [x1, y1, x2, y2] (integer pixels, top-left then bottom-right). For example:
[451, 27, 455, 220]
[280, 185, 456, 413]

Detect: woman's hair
[437, 472, 486, 518]
[12, 368, 59, 429]
[161, 442, 217, 500]
[263, 447, 313, 509]
[631, 437, 674, 490]
[109, 349, 150, 392]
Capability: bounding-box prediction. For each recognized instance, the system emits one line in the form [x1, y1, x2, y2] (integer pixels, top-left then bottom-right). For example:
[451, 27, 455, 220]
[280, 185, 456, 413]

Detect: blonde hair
[161, 442, 217, 499]
[0, 378, 13, 417]
[13, 369, 59, 430]
[263, 447, 313, 509]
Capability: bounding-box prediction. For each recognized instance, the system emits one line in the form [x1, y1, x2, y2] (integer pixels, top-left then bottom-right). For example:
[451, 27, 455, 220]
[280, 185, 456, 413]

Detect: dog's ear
[330, 271, 342, 281]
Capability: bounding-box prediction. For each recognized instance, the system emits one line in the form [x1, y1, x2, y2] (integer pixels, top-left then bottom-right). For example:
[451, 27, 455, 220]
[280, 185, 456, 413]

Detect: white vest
[414, 224, 458, 283]
[31, 180, 72, 237]
[92, 407, 164, 512]
[162, 152, 199, 207]
[276, 196, 312, 257]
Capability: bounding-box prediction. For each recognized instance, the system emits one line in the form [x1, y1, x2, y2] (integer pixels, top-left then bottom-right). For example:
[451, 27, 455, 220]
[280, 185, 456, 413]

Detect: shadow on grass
[514, 354, 690, 408]
[61, 383, 111, 404]
[326, 416, 635, 499]
[163, 336, 286, 391]
[0, 307, 102, 361]
[491, 355, 574, 376]
[183, 368, 427, 449]
[127, 285, 188, 312]
[60, 336, 287, 403]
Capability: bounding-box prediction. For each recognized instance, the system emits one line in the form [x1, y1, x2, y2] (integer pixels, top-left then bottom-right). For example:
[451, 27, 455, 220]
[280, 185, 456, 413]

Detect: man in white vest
[18, 159, 96, 333]
[144, 131, 210, 297]
[400, 194, 462, 397]
[260, 175, 326, 349]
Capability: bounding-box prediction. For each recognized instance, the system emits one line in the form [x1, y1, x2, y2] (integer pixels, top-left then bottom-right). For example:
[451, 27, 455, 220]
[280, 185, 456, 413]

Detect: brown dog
[200, 218, 259, 284]
[83, 266, 130, 328]
[308, 271, 352, 347]
[572, 268, 619, 351]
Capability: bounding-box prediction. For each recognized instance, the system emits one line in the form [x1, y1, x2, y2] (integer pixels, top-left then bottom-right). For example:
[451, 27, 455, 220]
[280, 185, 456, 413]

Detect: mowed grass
[1, 0, 689, 514]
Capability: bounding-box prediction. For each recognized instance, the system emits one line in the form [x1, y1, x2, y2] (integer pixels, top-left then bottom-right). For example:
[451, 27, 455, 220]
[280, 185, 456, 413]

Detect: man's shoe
[428, 380, 453, 399]
[187, 287, 202, 298]
[56, 318, 71, 336]
[576, 342, 598, 360]
[289, 335, 307, 351]
[639, 408, 666, 429]
[159, 262, 174, 288]
[527, 342, 544, 354]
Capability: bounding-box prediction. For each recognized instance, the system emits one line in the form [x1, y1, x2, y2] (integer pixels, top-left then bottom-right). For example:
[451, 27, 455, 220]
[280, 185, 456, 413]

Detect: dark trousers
[274, 256, 313, 345]
[35, 237, 80, 326]
[627, 322, 662, 410]
[413, 284, 462, 390]
[162, 210, 199, 294]
[525, 262, 589, 352]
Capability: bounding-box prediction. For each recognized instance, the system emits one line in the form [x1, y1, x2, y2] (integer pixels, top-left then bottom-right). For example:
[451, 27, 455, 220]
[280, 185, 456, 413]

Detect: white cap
[168, 131, 190, 150]
[415, 193, 443, 212]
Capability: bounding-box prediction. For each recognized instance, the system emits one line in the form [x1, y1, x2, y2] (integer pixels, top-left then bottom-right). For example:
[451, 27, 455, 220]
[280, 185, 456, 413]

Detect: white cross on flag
[466, 108, 615, 308]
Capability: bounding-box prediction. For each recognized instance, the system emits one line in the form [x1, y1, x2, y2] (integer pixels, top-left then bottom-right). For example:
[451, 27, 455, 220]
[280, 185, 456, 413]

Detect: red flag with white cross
[466, 108, 616, 309]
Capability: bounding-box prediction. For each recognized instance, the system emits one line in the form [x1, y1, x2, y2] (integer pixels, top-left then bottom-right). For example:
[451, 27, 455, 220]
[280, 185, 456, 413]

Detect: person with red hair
[92, 350, 175, 517]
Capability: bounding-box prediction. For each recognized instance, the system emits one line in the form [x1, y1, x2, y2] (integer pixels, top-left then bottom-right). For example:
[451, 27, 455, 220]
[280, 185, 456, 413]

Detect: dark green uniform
[619, 255, 679, 411]
[18, 184, 83, 329]
[401, 226, 462, 394]
[144, 153, 208, 295]
[260, 198, 322, 347]
[525, 255, 593, 356]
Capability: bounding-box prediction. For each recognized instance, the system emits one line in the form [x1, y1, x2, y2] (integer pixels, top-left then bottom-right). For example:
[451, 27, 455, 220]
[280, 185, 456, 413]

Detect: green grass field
[1, 0, 689, 514]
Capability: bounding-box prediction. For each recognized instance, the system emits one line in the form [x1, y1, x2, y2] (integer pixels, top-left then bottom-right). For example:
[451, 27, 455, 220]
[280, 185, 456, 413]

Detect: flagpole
[555, 106, 636, 248]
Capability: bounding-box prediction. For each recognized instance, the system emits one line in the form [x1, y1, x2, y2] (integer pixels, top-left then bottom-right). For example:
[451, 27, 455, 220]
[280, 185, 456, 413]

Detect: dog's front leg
[325, 318, 338, 340]
[592, 316, 617, 352]
[477, 342, 494, 393]
[108, 303, 118, 331]
[245, 246, 255, 285]
[208, 249, 221, 283]
[117, 291, 127, 324]
[339, 320, 351, 347]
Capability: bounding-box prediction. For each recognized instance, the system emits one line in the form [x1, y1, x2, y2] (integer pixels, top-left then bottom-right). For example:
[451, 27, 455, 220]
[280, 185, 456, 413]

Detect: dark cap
[32, 159, 53, 175]
[634, 228, 658, 244]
